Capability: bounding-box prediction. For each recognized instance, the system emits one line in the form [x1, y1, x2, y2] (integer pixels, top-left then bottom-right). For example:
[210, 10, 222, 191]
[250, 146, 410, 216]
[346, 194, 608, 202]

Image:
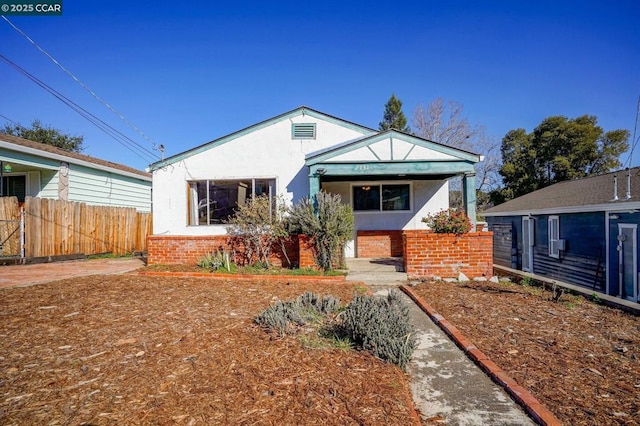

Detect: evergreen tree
[379, 94, 410, 132]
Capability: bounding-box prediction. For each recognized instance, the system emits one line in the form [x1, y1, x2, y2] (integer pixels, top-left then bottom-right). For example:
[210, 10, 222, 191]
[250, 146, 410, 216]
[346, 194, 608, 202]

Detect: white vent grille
[292, 123, 316, 139]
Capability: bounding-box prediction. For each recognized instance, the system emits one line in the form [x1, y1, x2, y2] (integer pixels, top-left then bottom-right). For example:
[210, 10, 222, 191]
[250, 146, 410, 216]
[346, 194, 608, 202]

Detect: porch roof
[305, 130, 480, 177]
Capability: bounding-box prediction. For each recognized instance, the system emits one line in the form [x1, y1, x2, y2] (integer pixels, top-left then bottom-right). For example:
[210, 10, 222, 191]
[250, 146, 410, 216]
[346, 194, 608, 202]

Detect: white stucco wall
[152, 114, 369, 235]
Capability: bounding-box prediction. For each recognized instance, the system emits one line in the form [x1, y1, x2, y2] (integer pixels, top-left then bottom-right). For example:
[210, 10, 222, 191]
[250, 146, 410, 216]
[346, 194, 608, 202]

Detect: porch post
[309, 173, 320, 210]
[463, 172, 477, 230]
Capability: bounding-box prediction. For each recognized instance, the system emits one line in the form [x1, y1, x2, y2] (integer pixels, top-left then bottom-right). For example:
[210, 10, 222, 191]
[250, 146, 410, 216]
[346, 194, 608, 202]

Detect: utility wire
[626, 96, 640, 168]
[0, 113, 25, 129]
[2, 15, 164, 154]
[0, 53, 159, 163]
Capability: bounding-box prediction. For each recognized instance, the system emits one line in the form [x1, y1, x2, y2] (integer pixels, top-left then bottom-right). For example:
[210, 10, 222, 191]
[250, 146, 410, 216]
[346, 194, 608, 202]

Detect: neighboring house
[484, 167, 640, 303]
[0, 133, 151, 212]
[149, 106, 482, 259]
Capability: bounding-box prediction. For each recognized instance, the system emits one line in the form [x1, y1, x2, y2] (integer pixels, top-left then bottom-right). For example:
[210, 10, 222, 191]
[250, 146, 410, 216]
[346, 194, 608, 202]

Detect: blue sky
[1, 0, 639, 172]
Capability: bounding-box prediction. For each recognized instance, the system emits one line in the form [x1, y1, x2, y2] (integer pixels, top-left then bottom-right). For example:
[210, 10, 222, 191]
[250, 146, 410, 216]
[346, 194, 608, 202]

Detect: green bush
[341, 290, 417, 370]
[197, 250, 230, 271]
[225, 194, 290, 267]
[287, 191, 354, 271]
[422, 208, 472, 235]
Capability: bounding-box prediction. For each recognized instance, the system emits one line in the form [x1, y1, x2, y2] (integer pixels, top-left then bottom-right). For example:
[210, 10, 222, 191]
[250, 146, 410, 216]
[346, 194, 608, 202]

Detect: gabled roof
[0, 133, 151, 180]
[305, 129, 482, 164]
[484, 167, 640, 216]
[149, 106, 377, 171]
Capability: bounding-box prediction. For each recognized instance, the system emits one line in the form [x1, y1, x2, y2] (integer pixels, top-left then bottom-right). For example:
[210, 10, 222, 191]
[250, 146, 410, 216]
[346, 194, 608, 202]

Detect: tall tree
[379, 94, 410, 132]
[2, 119, 84, 153]
[412, 98, 501, 210]
[492, 115, 629, 203]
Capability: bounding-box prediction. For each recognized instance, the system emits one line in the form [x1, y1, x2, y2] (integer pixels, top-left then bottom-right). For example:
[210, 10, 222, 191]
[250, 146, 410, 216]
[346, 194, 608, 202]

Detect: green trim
[463, 173, 477, 225]
[305, 130, 481, 165]
[1, 147, 62, 170]
[150, 106, 375, 170]
[309, 161, 475, 176]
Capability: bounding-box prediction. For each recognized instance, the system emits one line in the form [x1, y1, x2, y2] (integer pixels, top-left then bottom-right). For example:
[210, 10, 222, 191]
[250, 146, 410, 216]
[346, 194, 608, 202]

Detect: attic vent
[292, 123, 316, 139]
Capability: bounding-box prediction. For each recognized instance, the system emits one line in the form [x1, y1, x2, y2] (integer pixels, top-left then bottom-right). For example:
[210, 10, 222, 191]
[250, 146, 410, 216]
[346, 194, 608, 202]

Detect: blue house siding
[608, 212, 640, 298]
[487, 216, 521, 268]
[532, 212, 605, 292]
[488, 212, 606, 292]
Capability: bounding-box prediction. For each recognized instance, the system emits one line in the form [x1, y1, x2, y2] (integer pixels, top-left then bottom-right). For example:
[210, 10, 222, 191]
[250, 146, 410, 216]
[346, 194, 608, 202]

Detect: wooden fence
[0, 197, 22, 257]
[0, 196, 152, 258]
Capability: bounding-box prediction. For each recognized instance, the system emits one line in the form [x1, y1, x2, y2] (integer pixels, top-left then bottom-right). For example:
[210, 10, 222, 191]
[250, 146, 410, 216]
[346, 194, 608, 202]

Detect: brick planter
[403, 230, 493, 279]
[147, 234, 312, 267]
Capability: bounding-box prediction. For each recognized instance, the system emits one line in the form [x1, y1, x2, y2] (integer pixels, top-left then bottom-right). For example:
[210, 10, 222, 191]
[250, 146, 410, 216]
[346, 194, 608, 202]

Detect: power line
[2, 15, 164, 154]
[626, 96, 640, 168]
[0, 113, 25, 129]
[0, 53, 159, 163]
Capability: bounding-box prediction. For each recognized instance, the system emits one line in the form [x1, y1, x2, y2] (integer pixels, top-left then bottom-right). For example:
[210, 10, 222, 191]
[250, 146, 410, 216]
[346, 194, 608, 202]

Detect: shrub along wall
[147, 234, 313, 267]
[403, 230, 493, 279]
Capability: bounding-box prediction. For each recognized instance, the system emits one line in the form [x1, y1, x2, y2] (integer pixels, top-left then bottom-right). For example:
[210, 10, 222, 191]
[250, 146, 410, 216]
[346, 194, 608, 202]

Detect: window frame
[351, 182, 412, 213]
[1, 173, 27, 202]
[548, 215, 560, 258]
[187, 177, 276, 226]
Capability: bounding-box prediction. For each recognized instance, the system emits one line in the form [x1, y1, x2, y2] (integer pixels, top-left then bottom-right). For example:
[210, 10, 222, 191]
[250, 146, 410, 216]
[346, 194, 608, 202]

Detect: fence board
[1, 197, 151, 258]
[0, 197, 21, 256]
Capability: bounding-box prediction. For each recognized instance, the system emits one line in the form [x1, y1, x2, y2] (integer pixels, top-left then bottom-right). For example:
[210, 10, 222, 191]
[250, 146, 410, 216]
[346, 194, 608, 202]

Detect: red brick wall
[297, 235, 316, 269]
[147, 234, 303, 267]
[356, 230, 404, 258]
[403, 230, 493, 279]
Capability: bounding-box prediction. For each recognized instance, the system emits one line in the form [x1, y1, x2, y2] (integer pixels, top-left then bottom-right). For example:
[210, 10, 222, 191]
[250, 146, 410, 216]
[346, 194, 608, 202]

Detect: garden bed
[409, 279, 640, 425]
[0, 275, 416, 424]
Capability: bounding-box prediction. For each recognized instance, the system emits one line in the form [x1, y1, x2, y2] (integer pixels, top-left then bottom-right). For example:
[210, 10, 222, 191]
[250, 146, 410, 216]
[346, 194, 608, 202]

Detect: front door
[522, 217, 534, 272]
[617, 224, 638, 301]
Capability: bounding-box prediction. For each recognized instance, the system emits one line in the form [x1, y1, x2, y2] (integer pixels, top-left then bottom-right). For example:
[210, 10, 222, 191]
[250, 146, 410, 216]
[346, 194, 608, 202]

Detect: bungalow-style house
[148, 106, 483, 264]
[484, 167, 640, 303]
[0, 133, 151, 211]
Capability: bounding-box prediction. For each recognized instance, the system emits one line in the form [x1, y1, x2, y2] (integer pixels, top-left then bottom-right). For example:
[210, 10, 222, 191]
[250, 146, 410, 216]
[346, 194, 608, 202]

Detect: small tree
[288, 191, 354, 271]
[379, 94, 410, 132]
[422, 209, 472, 235]
[225, 195, 289, 267]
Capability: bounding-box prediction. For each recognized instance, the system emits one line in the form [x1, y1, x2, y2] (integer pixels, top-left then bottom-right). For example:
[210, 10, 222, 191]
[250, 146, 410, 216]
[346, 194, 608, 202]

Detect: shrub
[197, 250, 231, 271]
[255, 292, 342, 336]
[341, 290, 417, 370]
[225, 195, 290, 267]
[288, 191, 354, 271]
[422, 208, 472, 235]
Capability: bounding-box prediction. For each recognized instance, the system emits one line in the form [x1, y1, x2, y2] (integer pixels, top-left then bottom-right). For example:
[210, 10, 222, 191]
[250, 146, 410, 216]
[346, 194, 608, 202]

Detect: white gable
[325, 137, 458, 162]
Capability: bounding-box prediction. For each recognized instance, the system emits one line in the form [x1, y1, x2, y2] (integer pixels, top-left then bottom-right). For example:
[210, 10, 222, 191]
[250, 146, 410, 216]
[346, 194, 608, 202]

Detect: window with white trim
[352, 183, 410, 212]
[187, 178, 275, 225]
[548, 215, 560, 258]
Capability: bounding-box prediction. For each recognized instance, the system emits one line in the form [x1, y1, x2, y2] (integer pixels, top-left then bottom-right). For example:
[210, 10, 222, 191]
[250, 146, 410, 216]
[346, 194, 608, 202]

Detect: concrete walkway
[347, 258, 535, 426]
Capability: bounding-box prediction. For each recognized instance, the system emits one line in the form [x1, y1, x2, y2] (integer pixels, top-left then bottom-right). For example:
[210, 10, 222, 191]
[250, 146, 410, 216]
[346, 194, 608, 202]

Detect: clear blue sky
[1, 0, 639, 171]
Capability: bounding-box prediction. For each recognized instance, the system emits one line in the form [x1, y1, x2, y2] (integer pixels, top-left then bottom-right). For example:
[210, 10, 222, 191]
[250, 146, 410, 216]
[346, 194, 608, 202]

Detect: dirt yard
[410, 279, 640, 426]
[0, 275, 416, 425]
